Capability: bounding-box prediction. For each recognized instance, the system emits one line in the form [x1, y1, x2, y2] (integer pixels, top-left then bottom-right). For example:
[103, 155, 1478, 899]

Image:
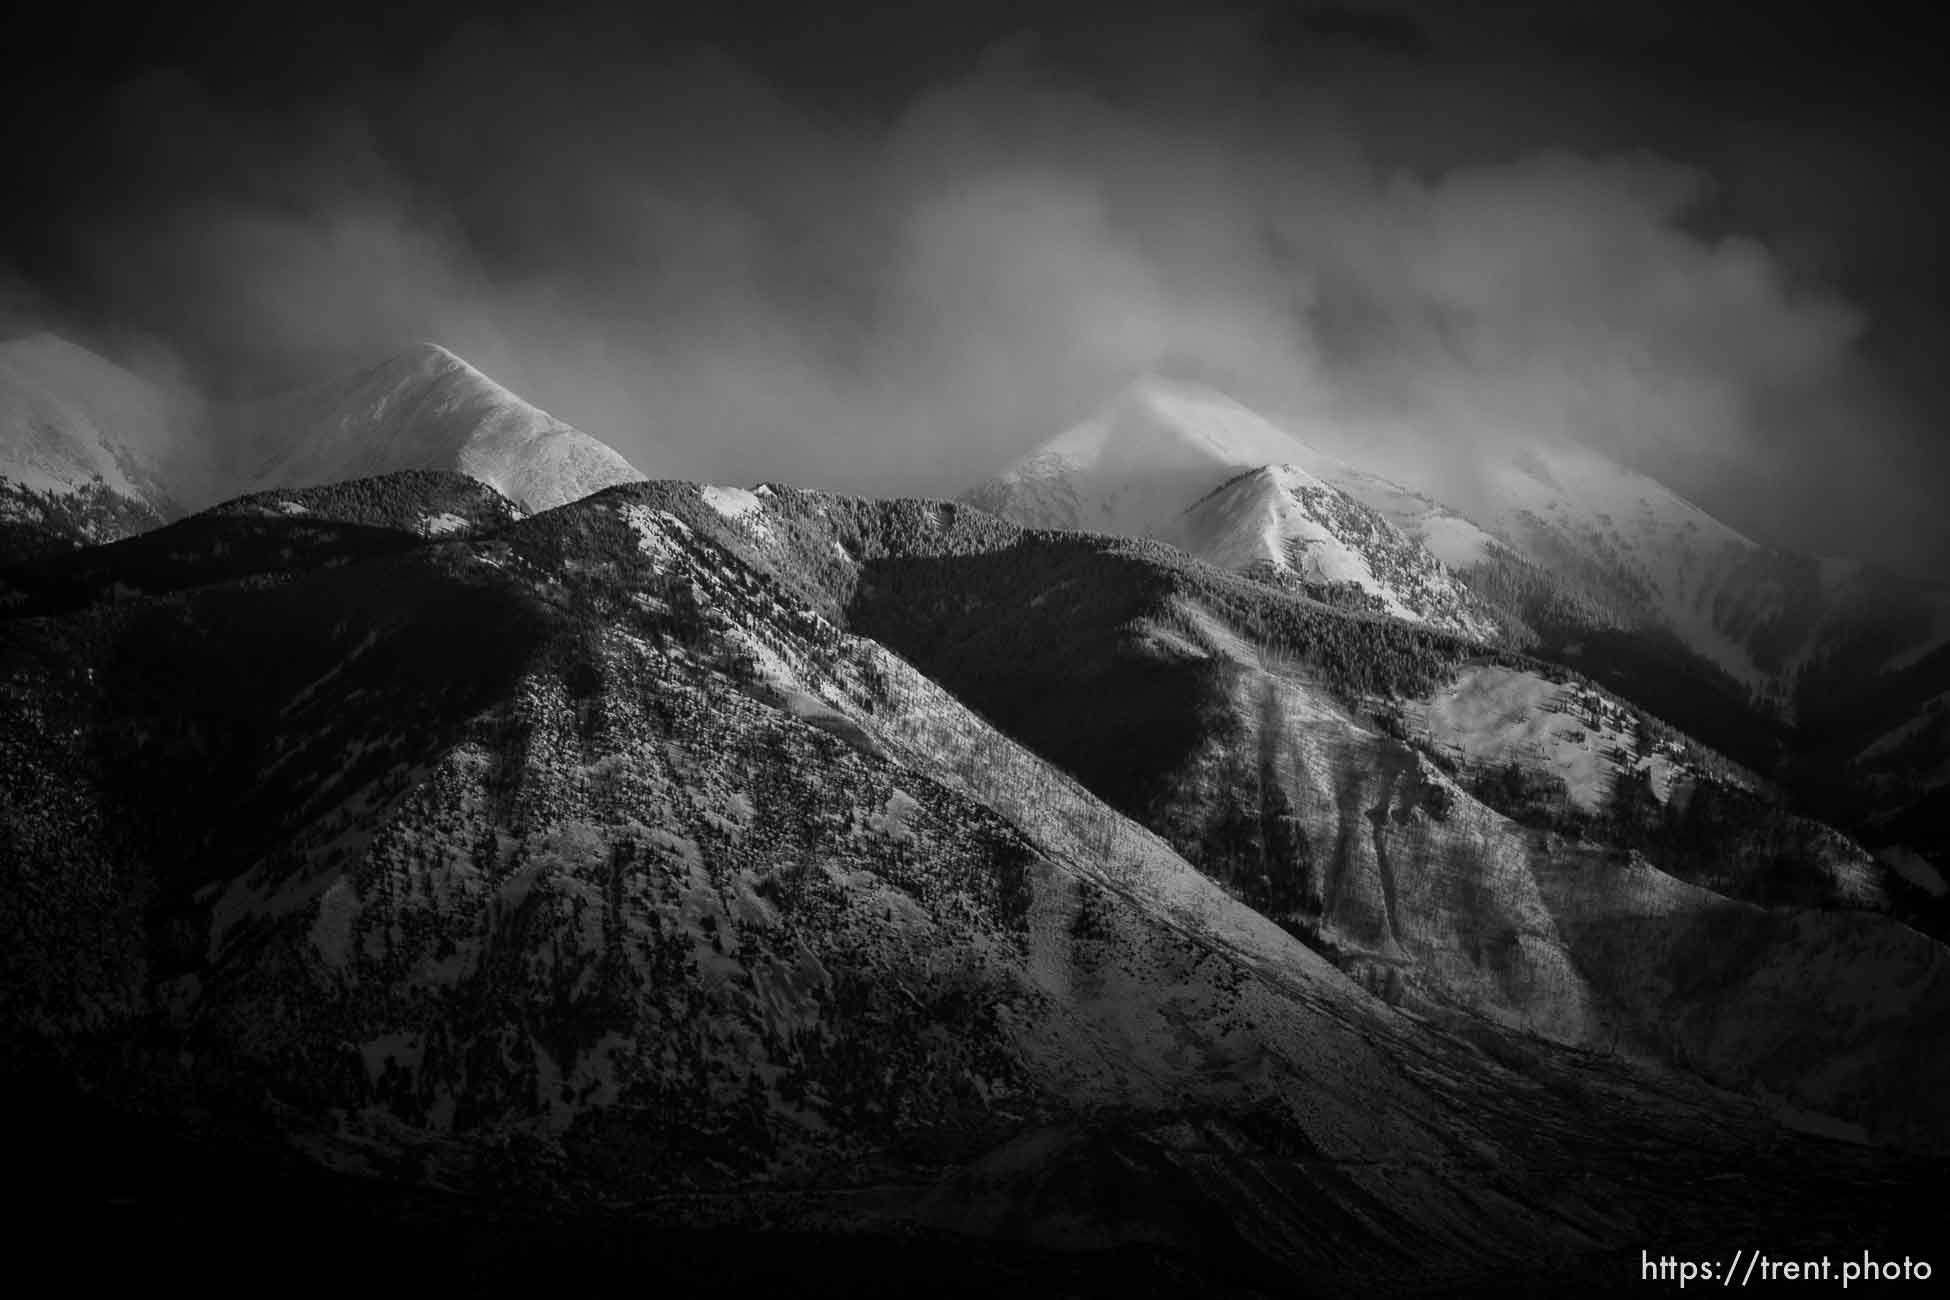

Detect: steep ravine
[1193, 649, 1950, 1148]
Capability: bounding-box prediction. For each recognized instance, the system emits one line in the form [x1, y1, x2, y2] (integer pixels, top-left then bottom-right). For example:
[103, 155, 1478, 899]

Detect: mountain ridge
[1173, 463, 1510, 641]
[0, 335, 649, 558]
[965, 378, 1514, 643]
[4, 467, 1946, 1290]
[5, 320, 1949, 1289]
[966, 375, 1950, 882]
[0, 333, 191, 560]
[970, 375, 1950, 707]
[223, 342, 646, 514]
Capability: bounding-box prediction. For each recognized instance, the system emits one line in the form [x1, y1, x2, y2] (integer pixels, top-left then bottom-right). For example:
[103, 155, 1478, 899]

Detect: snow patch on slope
[1173, 465, 1502, 640]
[1318, 438, 1844, 694]
[617, 502, 686, 567]
[1310, 468, 1488, 563]
[702, 484, 766, 521]
[1474, 445, 1769, 684]
[1413, 512, 1502, 571]
[1409, 665, 1665, 813]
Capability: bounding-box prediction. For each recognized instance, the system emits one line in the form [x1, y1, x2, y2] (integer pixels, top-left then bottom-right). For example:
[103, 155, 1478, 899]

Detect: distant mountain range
[970, 375, 1948, 706]
[4, 339, 1947, 1290]
[0, 334, 644, 563]
[965, 374, 1950, 889]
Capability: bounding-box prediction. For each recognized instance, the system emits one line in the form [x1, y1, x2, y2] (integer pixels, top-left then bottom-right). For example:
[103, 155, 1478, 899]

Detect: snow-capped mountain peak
[965, 376, 1320, 538]
[971, 372, 1950, 699]
[1041, 376, 1320, 474]
[3, 334, 651, 555]
[231, 342, 647, 514]
[0, 332, 188, 491]
[1462, 442, 1823, 690]
[1171, 463, 1505, 640]
[965, 376, 1507, 639]
[0, 333, 197, 556]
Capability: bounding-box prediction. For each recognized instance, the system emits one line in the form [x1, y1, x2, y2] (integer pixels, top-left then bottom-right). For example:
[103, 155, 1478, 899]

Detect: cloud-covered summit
[5, 2, 1944, 576]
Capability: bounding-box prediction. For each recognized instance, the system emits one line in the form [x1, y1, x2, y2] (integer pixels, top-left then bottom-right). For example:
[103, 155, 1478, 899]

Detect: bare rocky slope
[4, 470, 1942, 1292]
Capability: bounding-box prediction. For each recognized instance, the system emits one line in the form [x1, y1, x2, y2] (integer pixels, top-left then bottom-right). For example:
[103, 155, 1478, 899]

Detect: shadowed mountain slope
[2, 471, 1944, 1292]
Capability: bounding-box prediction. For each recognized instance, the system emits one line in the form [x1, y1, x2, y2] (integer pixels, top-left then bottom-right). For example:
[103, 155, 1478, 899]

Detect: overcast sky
[4, 0, 1946, 577]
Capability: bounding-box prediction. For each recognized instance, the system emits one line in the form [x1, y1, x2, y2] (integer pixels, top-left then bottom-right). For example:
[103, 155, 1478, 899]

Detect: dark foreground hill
[2, 471, 1944, 1293]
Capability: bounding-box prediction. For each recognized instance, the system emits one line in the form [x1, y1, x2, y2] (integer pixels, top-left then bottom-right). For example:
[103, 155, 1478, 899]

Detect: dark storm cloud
[6, 1, 1945, 575]
[1287, 4, 1436, 57]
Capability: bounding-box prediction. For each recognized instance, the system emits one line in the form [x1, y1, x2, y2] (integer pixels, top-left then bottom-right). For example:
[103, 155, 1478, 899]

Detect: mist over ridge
[9, 11, 1950, 1284]
[4, 1, 1945, 579]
